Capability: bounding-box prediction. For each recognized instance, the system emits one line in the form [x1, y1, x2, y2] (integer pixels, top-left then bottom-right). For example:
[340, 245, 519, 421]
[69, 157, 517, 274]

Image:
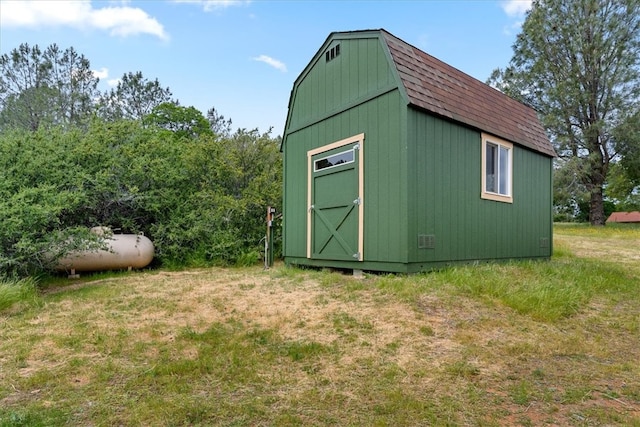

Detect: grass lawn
[1, 224, 639, 426]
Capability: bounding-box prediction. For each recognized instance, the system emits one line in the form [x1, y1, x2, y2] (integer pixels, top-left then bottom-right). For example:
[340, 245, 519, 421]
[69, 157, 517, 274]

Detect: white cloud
[0, 0, 168, 40]
[501, 0, 532, 35]
[91, 67, 119, 87]
[172, 0, 251, 12]
[252, 55, 287, 72]
[501, 0, 532, 17]
[90, 6, 168, 39]
[92, 67, 109, 79]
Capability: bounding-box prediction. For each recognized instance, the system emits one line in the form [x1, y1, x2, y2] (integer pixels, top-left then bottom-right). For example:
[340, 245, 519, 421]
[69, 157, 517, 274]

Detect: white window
[314, 149, 354, 171]
[481, 133, 513, 203]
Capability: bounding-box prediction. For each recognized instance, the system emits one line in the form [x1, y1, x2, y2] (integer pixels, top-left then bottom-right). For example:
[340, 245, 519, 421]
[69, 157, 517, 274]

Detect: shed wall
[283, 90, 408, 264]
[283, 34, 413, 267]
[406, 109, 553, 267]
[287, 36, 397, 133]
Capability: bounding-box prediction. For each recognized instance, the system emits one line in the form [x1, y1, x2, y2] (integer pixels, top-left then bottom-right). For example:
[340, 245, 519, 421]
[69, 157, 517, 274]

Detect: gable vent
[325, 44, 341, 62]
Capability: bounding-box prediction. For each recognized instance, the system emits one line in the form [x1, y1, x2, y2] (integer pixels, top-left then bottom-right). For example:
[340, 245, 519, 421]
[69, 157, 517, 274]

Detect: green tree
[606, 162, 640, 211]
[97, 71, 174, 121]
[0, 86, 58, 131]
[0, 126, 106, 276]
[150, 126, 282, 265]
[47, 44, 99, 126]
[145, 102, 212, 138]
[552, 158, 588, 221]
[614, 112, 640, 185]
[207, 106, 233, 137]
[489, 0, 640, 225]
[0, 43, 99, 131]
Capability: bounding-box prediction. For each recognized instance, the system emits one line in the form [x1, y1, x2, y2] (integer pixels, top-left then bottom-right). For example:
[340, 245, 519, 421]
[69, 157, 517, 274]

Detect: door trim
[307, 133, 365, 260]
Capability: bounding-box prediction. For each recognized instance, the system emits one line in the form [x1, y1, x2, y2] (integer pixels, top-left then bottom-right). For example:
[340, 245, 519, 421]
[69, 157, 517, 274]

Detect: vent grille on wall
[418, 234, 436, 249]
[325, 44, 341, 62]
[539, 237, 549, 248]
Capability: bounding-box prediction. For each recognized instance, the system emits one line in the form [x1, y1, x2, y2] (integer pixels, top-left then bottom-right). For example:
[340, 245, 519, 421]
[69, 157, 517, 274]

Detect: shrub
[0, 120, 282, 276]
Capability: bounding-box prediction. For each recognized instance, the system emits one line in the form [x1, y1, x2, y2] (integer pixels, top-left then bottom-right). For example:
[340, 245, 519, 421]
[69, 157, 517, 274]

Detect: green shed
[281, 29, 555, 273]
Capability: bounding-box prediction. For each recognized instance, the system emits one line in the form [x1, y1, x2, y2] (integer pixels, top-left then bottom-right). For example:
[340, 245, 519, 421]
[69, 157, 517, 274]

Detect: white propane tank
[56, 227, 154, 274]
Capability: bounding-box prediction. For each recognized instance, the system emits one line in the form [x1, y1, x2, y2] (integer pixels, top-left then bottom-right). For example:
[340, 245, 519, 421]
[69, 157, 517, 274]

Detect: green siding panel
[407, 109, 552, 264]
[288, 37, 396, 133]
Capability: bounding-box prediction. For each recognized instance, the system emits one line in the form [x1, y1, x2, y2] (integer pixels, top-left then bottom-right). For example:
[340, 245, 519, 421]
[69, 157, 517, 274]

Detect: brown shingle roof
[606, 211, 640, 223]
[380, 30, 556, 157]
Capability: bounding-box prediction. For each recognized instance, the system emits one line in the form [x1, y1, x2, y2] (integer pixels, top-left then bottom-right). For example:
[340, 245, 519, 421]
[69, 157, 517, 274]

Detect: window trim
[481, 133, 513, 204]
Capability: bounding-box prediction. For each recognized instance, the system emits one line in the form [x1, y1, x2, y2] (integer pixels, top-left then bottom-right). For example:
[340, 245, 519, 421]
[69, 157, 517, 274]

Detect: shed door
[307, 134, 364, 261]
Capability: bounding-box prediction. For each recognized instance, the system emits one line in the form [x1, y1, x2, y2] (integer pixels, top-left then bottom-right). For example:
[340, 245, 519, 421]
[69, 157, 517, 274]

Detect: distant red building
[606, 211, 640, 223]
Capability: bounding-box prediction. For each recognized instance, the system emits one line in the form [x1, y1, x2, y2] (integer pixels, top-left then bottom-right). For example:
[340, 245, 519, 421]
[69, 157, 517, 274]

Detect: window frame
[313, 149, 355, 172]
[481, 133, 513, 204]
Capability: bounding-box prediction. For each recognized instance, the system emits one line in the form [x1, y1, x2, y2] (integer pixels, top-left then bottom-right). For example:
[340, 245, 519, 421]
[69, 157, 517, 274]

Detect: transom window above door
[314, 149, 355, 172]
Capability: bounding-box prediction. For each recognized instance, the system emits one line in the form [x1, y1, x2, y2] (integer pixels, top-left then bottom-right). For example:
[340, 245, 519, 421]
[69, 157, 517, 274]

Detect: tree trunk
[589, 186, 606, 226]
[586, 132, 607, 226]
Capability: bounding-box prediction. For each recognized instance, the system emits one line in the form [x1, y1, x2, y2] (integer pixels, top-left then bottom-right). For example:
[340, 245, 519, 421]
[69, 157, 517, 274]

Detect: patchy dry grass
[1, 225, 639, 426]
[554, 223, 640, 269]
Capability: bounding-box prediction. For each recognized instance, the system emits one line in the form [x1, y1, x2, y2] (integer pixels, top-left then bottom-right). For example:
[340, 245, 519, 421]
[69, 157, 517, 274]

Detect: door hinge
[353, 252, 361, 259]
[353, 198, 361, 205]
[308, 204, 315, 212]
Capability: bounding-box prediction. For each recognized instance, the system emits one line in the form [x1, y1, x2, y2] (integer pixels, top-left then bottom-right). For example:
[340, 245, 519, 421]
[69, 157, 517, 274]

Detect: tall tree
[614, 112, 640, 185]
[98, 71, 173, 121]
[489, 0, 640, 225]
[207, 106, 233, 138]
[46, 44, 99, 126]
[145, 102, 212, 138]
[0, 43, 99, 131]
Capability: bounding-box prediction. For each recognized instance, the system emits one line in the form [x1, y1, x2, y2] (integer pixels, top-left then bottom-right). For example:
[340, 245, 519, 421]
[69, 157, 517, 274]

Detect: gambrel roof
[378, 29, 555, 157]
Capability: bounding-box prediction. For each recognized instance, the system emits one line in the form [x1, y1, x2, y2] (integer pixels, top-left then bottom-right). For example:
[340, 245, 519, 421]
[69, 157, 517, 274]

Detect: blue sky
[0, 0, 531, 136]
